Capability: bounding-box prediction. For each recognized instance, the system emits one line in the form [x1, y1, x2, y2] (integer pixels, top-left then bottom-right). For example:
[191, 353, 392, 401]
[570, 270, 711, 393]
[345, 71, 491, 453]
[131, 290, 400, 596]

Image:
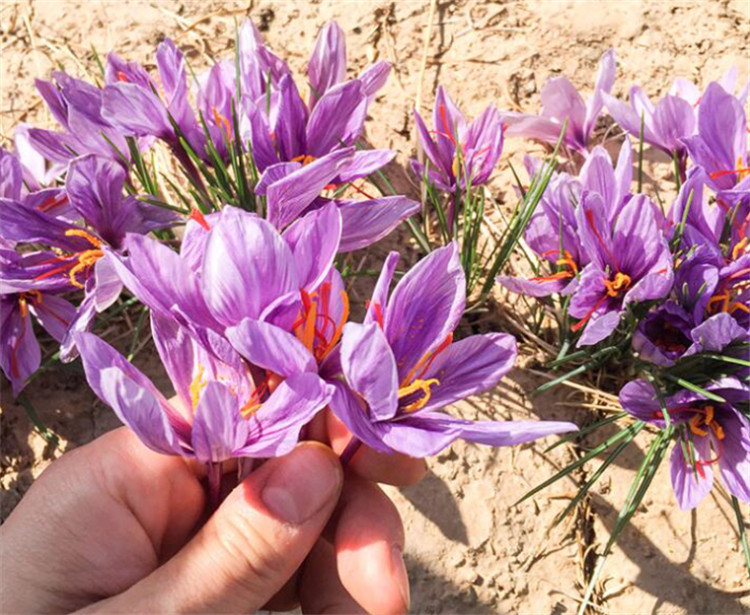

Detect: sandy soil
[1, 1, 750, 613]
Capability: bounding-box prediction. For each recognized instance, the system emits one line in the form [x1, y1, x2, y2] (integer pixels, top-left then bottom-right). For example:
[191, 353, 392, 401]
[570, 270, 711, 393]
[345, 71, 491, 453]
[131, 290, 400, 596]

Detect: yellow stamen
[239, 402, 262, 418]
[603, 272, 632, 297]
[556, 250, 579, 275]
[189, 365, 207, 410]
[64, 229, 104, 289]
[65, 229, 102, 248]
[689, 413, 709, 437]
[398, 378, 440, 413]
[733, 236, 749, 261]
[291, 154, 317, 166]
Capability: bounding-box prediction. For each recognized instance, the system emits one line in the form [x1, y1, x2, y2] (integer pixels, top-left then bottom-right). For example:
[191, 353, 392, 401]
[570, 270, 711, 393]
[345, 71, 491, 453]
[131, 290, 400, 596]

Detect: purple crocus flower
[412, 86, 505, 193]
[307, 21, 391, 108]
[498, 139, 632, 297]
[102, 39, 202, 155]
[682, 82, 748, 191]
[569, 192, 673, 346]
[501, 49, 616, 154]
[0, 155, 175, 360]
[326, 244, 577, 457]
[74, 312, 332, 471]
[241, 73, 394, 181]
[0, 246, 76, 395]
[619, 377, 750, 509]
[104, 202, 345, 353]
[603, 85, 696, 169]
[633, 304, 747, 367]
[255, 147, 419, 251]
[25, 72, 128, 164]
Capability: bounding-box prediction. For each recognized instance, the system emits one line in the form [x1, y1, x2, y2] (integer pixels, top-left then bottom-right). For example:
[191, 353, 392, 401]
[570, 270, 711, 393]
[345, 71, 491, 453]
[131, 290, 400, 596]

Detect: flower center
[603, 271, 632, 297]
[293, 282, 350, 363]
[398, 378, 440, 413]
[291, 154, 317, 166]
[34, 229, 104, 289]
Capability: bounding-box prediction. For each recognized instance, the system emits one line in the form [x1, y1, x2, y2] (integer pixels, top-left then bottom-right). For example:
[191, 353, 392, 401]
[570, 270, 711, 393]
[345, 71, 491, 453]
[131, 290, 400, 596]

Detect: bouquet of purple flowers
[1, 18, 747, 612]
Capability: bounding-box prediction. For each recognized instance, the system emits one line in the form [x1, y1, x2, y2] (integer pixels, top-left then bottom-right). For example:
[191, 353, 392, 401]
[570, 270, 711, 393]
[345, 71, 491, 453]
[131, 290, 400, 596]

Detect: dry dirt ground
[2, 1, 750, 613]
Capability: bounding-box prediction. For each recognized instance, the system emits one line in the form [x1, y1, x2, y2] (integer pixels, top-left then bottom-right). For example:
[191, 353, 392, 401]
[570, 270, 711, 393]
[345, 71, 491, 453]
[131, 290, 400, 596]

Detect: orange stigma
[603, 272, 632, 297]
[291, 154, 317, 166]
[189, 207, 211, 231]
[709, 156, 750, 182]
[293, 282, 350, 362]
[211, 106, 232, 140]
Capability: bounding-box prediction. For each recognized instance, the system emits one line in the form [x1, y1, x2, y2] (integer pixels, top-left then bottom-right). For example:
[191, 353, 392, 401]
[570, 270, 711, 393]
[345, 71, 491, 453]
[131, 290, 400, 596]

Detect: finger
[326, 410, 427, 486]
[334, 474, 409, 615]
[99, 442, 343, 614]
[0, 428, 204, 614]
[299, 539, 366, 614]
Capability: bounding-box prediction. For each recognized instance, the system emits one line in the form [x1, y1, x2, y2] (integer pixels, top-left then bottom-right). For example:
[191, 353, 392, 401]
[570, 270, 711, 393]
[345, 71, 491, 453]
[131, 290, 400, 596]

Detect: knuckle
[212, 511, 290, 594]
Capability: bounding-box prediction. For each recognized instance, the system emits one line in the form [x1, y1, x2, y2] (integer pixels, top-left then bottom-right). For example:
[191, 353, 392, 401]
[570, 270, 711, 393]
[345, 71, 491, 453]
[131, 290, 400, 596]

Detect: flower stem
[206, 462, 222, 512]
[339, 438, 362, 467]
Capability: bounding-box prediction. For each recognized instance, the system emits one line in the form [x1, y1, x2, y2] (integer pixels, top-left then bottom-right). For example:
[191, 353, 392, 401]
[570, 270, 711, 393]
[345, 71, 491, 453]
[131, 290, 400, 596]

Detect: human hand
[0, 421, 424, 614]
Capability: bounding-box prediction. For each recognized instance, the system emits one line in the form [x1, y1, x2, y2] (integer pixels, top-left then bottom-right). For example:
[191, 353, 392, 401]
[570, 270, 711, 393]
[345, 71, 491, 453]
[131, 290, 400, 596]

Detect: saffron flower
[102, 39, 203, 156]
[569, 192, 673, 345]
[254, 147, 419, 250]
[105, 203, 344, 345]
[327, 244, 578, 457]
[682, 82, 748, 191]
[498, 140, 632, 297]
[412, 86, 505, 193]
[26, 72, 128, 165]
[0, 246, 76, 395]
[501, 49, 616, 154]
[240, 20, 392, 179]
[74, 314, 332, 471]
[0, 155, 175, 360]
[619, 377, 750, 510]
[307, 21, 391, 108]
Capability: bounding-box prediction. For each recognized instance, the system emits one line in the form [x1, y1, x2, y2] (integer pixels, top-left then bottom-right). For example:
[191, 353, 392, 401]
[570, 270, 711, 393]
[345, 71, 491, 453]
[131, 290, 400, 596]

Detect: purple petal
[718, 407, 750, 503]
[328, 380, 391, 454]
[365, 251, 399, 326]
[0, 304, 40, 396]
[274, 75, 308, 160]
[336, 149, 396, 184]
[225, 318, 316, 377]
[306, 80, 368, 156]
[337, 196, 419, 252]
[191, 381, 249, 463]
[109, 236, 219, 330]
[150, 311, 196, 410]
[385, 243, 465, 381]
[670, 436, 714, 510]
[237, 373, 332, 457]
[283, 201, 341, 290]
[497, 274, 572, 298]
[308, 22, 347, 106]
[341, 322, 398, 421]
[102, 83, 172, 139]
[28, 294, 75, 343]
[584, 48, 617, 140]
[358, 61, 391, 102]
[74, 331, 185, 454]
[418, 333, 517, 413]
[265, 148, 353, 229]
[540, 77, 587, 147]
[202, 208, 298, 326]
[684, 312, 746, 356]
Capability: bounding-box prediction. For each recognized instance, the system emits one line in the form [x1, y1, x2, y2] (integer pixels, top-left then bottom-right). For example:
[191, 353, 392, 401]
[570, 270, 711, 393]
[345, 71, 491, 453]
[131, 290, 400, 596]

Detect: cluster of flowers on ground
[0, 20, 747, 518]
[0, 20, 578, 491]
[494, 54, 750, 511]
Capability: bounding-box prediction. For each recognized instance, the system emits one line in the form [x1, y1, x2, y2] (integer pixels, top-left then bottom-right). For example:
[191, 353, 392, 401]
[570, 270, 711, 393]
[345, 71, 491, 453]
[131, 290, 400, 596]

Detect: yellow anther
[65, 228, 102, 248]
[732, 237, 748, 261]
[603, 272, 632, 297]
[189, 365, 207, 410]
[398, 378, 440, 413]
[689, 414, 709, 437]
[291, 154, 317, 166]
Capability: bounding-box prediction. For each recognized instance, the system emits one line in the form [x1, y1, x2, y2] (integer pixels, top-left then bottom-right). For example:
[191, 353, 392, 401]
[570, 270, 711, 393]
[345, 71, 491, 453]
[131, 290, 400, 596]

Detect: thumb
[94, 442, 343, 614]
